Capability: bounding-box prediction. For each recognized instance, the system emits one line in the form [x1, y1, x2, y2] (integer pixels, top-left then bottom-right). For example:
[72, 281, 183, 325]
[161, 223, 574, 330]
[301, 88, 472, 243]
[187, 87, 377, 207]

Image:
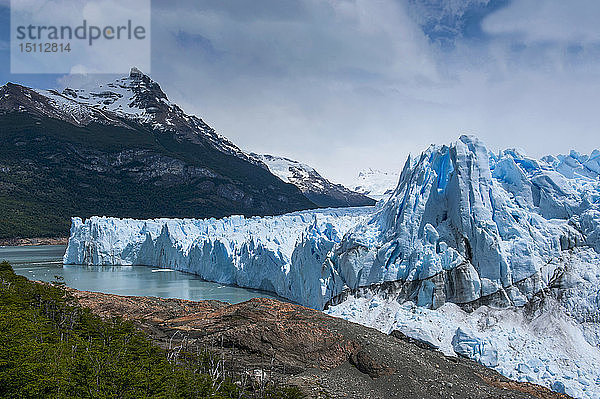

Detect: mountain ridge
[0, 69, 321, 238]
[249, 153, 375, 208]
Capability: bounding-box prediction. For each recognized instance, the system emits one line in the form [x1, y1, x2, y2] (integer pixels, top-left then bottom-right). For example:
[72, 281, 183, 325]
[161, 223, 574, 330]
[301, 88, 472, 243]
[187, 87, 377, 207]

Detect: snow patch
[352, 168, 399, 201]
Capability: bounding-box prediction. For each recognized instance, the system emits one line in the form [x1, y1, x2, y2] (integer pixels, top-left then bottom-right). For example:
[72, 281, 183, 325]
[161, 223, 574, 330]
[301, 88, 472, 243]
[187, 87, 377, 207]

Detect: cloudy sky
[1, 0, 600, 185]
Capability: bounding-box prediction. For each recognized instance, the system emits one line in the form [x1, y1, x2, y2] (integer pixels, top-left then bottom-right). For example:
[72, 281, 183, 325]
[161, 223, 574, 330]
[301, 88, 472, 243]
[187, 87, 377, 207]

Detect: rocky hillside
[71, 289, 569, 399]
[0, 68, 316, 239]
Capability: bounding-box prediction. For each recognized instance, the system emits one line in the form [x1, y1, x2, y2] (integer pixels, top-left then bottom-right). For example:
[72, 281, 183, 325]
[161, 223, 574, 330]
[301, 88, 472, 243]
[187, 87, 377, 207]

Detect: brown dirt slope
[71, 290, 571, 399]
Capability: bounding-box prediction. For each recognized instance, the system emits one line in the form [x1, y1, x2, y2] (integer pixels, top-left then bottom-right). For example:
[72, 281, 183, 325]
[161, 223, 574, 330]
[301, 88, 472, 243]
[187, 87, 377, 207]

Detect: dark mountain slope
[249, 153, 375, 208]
[0, 73, 316, 239]
[72, 290, 571, 399]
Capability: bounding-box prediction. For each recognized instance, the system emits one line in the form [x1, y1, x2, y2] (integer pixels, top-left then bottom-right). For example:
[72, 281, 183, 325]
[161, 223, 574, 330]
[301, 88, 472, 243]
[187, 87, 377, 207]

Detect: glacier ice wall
[332, 135, 599, 308]
[65, 135, 600, 312]
[64, 208, 372, 309]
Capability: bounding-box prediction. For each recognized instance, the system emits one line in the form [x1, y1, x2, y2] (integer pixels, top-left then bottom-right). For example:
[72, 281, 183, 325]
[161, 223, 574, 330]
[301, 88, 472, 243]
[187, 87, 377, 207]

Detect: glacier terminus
[65, 136, 600, 398]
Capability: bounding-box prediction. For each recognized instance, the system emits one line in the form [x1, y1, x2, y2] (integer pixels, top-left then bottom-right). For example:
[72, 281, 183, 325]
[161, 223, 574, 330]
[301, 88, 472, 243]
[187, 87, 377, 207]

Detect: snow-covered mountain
[64, 135, 600, 398]
[0, 68, 317, 237]
[249, 153, 375, 208]
[50, 67, 262, 163]
[351, 168, 399, 201]
[2, 68, 250, 161]
[48, 69, 372, 209]
[1, 67, 372, 217]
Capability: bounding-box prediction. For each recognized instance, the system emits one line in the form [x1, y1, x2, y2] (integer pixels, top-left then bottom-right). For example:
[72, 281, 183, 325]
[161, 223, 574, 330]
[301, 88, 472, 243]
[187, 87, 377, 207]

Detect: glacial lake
[1, 245, 279, 303]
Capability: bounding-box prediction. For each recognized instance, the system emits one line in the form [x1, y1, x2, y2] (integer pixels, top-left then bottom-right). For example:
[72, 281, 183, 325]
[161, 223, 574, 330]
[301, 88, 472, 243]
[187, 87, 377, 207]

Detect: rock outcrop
[70, 289, 570, 399]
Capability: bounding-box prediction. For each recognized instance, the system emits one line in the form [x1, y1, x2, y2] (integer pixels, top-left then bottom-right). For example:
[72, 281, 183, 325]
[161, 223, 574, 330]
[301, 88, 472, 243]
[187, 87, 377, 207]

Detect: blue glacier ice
[332, 136, 600, 308]
[451, 327, 498, 367]
[65, 135, 600, 398]
[65, 135, 600, 311]
[64, 207, 373, 310]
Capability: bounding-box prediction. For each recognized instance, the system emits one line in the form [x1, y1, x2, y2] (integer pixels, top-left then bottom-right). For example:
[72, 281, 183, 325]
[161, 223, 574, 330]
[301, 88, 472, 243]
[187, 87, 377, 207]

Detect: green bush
[0, 265, 303, 399]
[0, 261, 12, 272]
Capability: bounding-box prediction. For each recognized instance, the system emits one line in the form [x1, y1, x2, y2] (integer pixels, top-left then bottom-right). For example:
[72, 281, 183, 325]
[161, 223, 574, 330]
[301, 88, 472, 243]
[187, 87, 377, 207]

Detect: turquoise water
[1, 245, 279, 303]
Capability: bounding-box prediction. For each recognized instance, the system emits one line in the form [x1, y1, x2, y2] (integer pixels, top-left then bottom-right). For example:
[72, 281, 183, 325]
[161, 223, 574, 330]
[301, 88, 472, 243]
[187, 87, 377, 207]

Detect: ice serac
[333, 135, 596, 308]
[65, 135, 600, 312]
[64, 207, 372, 309]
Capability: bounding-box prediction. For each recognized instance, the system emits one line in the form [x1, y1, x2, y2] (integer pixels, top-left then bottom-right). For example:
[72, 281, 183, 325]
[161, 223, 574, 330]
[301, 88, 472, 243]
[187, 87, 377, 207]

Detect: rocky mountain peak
[1, 69, 261, 164]
[125, 67, 169, 112]
[129, 66, 144, 78]
[58, 67, 168, 116]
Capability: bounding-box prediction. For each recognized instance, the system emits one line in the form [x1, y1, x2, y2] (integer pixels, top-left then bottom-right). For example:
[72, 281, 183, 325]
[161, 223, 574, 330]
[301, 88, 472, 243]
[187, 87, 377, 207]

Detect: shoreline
[0, 237, 68, 247]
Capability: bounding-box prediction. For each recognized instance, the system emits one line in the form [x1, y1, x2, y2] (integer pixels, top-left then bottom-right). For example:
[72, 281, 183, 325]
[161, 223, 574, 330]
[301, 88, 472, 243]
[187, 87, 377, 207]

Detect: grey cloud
[153, 0, 311, 23]
[55, 0, 600, 185]
[153, 0, 437, 81]
[482, 0, 600, 44]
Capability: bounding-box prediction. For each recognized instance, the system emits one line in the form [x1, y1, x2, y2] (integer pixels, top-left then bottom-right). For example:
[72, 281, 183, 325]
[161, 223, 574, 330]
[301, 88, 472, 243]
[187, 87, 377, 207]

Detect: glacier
[65, 135, 600, 398]
[66, 136, 599, 310]
[64, 207, 373, 310]
[330, 136, 598, 310]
